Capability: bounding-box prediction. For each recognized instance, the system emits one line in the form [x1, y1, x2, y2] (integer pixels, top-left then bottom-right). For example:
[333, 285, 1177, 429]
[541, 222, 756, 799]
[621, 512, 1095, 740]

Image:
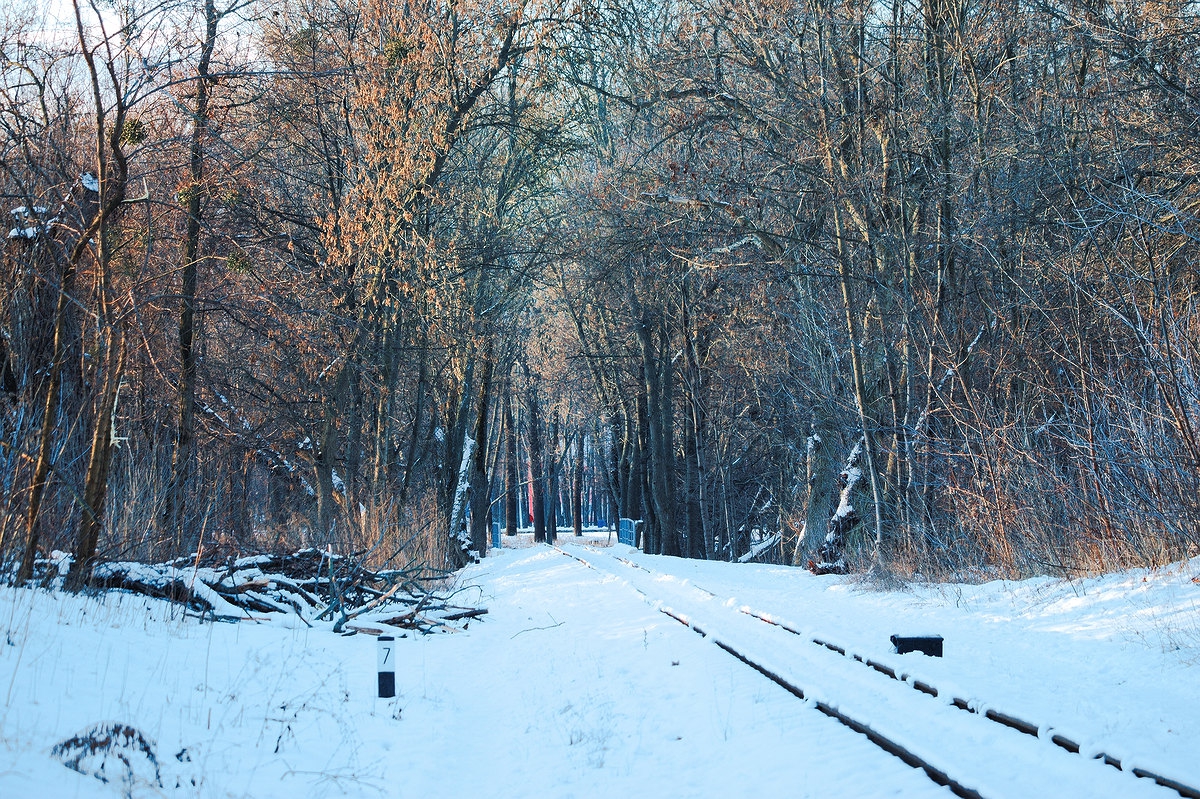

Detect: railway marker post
[378, 635, 396, 697]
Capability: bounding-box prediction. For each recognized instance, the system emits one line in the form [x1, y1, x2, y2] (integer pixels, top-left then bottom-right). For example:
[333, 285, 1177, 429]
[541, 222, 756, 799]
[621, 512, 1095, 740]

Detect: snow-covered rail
[734, 606, 1200, 799]
[554, 544, 1199, 799]
[605, 551, 1200, 799]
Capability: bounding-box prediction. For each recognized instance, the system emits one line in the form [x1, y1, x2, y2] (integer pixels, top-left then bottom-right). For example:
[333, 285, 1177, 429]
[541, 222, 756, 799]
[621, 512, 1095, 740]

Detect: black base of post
[378, 672, 396, 698]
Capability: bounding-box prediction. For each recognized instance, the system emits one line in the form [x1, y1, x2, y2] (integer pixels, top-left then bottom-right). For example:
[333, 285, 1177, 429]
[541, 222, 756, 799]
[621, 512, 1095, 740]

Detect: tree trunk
[164, 0, 218, 558]
[546, 474, 557, 542]
[30, 3, 130, 583]
[314, 359, 352, 546]
[446, 434, 475, 567]
[19, 236, 82, 582]
[504, 388, 519, 537]
[396, 345, 429, 505]
[637, 314, 679, 556]
[635, 384, 655, 551]
[66, 330, 126, 590]
[546, 414, 559, 544]
[684, 406, 704, 559]
[793, 411, 836, 568]
[468, 344, 494, 555]
[526, 380, 547, 543]
[572, 434, 584, 537]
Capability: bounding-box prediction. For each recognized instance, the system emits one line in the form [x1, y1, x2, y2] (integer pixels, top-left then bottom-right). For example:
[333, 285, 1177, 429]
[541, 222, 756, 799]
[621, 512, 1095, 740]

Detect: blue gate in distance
[618, 518, 640, 547]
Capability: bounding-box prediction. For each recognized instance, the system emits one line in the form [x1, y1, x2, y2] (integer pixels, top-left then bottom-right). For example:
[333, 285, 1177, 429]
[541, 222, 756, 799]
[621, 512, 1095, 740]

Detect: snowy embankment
[2, 540, 1198, 798]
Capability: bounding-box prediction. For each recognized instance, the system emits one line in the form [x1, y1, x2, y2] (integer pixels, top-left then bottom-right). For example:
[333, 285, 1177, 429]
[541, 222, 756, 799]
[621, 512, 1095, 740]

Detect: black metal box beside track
[890, 634, 943, 657]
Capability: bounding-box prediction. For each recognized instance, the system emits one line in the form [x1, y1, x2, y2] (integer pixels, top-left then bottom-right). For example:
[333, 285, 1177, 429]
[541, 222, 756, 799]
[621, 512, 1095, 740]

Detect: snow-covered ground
[2, 537, 1198, 798]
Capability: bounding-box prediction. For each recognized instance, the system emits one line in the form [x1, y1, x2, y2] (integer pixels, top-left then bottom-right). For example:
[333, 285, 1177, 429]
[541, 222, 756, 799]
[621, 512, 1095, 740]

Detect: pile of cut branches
[32, 549, 486, 635]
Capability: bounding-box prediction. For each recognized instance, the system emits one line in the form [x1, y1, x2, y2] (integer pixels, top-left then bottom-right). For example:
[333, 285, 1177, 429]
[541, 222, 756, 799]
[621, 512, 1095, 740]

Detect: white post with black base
[377, 635, 396, 698]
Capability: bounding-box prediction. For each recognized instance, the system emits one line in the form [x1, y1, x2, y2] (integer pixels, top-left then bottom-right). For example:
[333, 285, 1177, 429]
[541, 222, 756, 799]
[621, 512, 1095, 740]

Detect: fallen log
[440, 608, 489, 622]
[71, 551, 485, 635]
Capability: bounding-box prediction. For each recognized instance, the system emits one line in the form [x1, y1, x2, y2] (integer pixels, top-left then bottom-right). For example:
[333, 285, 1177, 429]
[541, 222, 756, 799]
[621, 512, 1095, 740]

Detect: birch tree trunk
[468, 345, 495, 555]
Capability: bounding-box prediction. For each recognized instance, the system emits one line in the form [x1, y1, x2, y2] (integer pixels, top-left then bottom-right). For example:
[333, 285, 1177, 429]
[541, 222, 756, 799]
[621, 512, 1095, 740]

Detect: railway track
[553, 543, 1199, 799]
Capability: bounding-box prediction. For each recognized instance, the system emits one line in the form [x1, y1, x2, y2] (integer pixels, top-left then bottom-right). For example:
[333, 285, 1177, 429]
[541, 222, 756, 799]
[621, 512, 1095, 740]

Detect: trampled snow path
[2, 540, 1199, 798]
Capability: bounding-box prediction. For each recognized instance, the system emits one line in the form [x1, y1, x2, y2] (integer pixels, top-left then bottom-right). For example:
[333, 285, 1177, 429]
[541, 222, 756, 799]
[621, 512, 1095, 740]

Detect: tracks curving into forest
[553, 544, 1200, 799]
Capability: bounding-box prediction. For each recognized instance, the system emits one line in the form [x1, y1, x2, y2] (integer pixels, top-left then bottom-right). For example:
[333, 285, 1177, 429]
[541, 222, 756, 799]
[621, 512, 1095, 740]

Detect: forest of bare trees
[2, 0, 1199, 585]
